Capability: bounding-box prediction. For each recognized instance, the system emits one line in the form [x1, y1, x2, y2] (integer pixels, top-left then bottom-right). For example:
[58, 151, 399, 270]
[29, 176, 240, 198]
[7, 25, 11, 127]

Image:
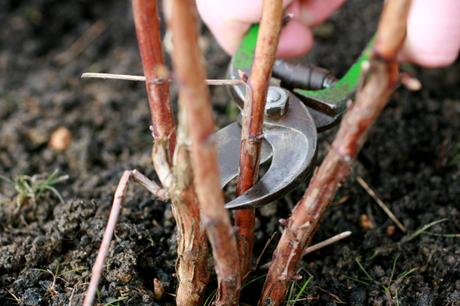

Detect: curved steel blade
[217, 122, 272, 187]
[224, 92, 317, 209]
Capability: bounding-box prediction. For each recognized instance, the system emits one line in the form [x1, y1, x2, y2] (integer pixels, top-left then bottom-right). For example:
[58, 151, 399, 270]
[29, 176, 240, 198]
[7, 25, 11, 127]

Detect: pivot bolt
[265, 86, 288, 116]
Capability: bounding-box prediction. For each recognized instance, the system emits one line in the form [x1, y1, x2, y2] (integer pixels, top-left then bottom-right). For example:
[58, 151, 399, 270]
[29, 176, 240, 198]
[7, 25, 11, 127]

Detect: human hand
[196, 0, 345, 58]
[401, 0, 460, 67]
[196, 0, 460, 67]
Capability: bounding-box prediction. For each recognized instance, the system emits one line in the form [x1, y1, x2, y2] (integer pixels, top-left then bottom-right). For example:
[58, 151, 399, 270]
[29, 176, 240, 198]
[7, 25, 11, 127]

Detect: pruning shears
[217, 25, 372, 209]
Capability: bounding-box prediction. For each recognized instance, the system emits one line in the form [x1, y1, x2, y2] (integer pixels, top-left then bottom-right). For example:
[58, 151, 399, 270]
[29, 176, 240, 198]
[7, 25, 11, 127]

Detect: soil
[1, 0, 459, 305]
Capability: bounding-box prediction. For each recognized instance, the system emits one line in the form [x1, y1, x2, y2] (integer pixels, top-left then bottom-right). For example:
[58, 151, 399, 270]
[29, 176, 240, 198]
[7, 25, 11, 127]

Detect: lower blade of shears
[217, 122, 272, 187]
[224, 126, 315, 209]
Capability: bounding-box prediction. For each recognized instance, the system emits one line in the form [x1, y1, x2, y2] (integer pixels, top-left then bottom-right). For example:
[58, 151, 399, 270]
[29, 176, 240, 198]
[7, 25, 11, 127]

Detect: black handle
[272, 60, 337, 91]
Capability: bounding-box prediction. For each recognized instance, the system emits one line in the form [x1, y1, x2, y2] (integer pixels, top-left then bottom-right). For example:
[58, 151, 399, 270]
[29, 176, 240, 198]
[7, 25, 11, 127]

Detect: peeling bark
[170, 110, 209, 306]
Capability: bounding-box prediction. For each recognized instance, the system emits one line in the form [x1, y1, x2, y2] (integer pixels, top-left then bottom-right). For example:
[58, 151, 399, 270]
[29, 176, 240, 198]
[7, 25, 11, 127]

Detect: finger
[401, 0, 460, 67]
[276, 0, 344, 58]
[296, 0, 346, 27]
[197, 0, 295, 23]
[197, 0, 296, 54]
[277, 20, 313, 58]
[202, 19, 251, 54]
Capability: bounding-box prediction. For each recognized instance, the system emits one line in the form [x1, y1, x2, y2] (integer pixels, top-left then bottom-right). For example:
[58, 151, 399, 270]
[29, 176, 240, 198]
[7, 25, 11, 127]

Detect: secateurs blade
[217, 25, 373, 209]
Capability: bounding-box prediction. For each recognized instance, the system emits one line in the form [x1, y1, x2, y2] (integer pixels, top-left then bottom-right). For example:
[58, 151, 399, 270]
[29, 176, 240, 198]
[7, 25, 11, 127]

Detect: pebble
[153, 278, 165, 300]
[48, 126, 72, 152]
[386, 225, 396, 237]
[359, 214, 375, 231]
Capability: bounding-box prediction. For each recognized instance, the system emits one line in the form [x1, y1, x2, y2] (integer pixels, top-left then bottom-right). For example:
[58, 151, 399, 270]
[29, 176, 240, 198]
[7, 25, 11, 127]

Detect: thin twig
[83, 171, 131, 306]
[259, 231, 353, 270]
[303, 231, 352, 255]
[357, 176, 406, 232]
[6, 289, 21, 304]
[235, 0, 284, 281]
[82, 72, 146, 81]
[255, 231, 279, 270]
[83, 169, 170, 306]
[55, 20, 106, 64]
[260, 1, 412, 305]
[81, 72, 245, 86]
[131, 169, 169, 201]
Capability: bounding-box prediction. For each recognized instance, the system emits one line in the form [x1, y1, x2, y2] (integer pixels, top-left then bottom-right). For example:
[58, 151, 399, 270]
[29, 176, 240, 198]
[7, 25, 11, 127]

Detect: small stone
[446, 255, 455, 265]
[359, 214, 375, 231]
[27, 126, 49, 146]
[386, 225, 396, 237]
[153, 278, 165, 300]
[48, 127, 72, 152]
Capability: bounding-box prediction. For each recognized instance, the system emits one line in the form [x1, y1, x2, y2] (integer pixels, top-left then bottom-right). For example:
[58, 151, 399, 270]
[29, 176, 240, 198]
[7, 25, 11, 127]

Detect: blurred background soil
[0, 0, 459, 305]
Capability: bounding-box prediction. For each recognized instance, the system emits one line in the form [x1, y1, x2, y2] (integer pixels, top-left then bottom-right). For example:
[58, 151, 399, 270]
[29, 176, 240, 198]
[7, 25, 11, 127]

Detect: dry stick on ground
[83, 170, 168, 306]
[259, 231, 353, 270]
[55, 20, 106, 64]
[259, 1, 413, 305]
[303, 231, 352, 255]
[132, 0, 176, 156]
[235, 0, 284, 280]
[357, 176, 407, 232]
[167, 0, 241, 305]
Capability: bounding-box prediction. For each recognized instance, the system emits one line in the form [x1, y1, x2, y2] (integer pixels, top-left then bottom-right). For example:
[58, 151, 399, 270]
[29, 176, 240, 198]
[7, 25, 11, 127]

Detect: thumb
[401, 0, 460, 67]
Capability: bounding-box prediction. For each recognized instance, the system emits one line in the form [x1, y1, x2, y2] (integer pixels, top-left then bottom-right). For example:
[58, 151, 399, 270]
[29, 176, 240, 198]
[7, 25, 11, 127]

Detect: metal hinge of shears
[217, 25, 373, 209]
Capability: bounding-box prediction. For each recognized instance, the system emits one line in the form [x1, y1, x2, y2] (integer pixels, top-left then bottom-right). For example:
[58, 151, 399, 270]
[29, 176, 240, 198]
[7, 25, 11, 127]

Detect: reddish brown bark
[167, 1, 241, 305]
[235, 0, 284, 280]
[259, 1, 412, 305]
[132, 0, 176, 155]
